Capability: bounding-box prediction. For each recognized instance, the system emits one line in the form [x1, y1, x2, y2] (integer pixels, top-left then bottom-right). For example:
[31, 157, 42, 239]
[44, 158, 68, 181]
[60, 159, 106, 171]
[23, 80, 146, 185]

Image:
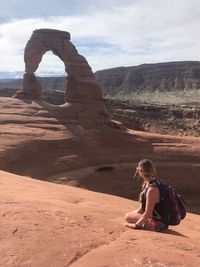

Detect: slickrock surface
[1, 96, 200, 266]
[1, 171, 200, 267]
[1, 97, 200, 211]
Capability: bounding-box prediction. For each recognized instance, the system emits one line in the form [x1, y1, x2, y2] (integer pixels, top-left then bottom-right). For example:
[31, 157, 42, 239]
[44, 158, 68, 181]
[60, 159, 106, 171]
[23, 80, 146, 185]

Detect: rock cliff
[95, 61, 200, 96]
[106, 99, 200, 137]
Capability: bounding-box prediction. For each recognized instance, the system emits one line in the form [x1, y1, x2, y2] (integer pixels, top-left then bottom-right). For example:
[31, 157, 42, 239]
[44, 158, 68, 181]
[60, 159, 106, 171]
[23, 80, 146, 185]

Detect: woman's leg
[124, 210, 142, 223]
[124, 211, 155, 231]
[124, 210, 142, 228]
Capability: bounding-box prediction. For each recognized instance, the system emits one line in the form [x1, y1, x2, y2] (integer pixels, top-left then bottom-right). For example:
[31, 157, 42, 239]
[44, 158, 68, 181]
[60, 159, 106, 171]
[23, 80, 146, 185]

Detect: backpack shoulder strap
[148, 177, 160, 188]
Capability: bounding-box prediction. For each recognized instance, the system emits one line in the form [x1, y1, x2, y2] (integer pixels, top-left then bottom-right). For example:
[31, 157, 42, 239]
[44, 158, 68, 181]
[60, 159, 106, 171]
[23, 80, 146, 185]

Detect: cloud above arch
[0, 0, 200, 77]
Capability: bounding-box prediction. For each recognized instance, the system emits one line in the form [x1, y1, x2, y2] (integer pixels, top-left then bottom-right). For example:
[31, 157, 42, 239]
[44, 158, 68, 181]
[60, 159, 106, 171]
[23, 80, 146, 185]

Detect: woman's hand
[123, 222, 140, 229]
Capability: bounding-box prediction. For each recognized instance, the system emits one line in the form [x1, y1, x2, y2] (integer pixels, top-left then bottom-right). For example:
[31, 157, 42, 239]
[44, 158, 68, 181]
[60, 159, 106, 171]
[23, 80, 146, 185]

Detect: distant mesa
[14, 29, 110, 126]
[95, 61, 200, 96]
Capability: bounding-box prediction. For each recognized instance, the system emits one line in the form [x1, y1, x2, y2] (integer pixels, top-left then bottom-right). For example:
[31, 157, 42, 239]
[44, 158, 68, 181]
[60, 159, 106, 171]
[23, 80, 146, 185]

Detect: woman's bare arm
[136, 204, 143, 214]
[134, 187, 159, 227]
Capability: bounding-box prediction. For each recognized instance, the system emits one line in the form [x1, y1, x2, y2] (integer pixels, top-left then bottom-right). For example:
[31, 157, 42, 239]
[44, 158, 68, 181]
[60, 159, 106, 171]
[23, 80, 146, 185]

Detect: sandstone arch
[15, 29, 103, 103]
[14, 29, 110, 125]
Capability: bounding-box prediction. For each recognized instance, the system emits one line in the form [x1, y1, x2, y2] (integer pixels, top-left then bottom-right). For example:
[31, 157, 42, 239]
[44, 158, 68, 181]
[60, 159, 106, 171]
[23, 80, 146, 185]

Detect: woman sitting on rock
[124, 159, 168, 232]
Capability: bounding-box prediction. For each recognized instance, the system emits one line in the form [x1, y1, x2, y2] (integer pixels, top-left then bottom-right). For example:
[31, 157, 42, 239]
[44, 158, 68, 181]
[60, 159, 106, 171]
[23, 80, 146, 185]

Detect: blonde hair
[138, 159, 156, 190]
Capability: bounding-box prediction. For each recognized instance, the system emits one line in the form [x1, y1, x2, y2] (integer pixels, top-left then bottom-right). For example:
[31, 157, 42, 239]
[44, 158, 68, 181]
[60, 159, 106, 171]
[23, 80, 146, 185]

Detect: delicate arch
[17, 29, 102, 102]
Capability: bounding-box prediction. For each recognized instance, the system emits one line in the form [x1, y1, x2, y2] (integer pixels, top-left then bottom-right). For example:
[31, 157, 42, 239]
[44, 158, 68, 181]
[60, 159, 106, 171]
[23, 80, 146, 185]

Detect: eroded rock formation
[105, 99, 200, 136]
[14, 29, 109, 125]
[16, 29, 102, 100]
[95, 61, 200, 96]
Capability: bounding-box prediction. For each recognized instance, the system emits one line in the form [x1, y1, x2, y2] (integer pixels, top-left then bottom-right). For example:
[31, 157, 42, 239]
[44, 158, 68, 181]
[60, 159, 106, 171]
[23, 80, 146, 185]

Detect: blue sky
[0, 0, 200, 77]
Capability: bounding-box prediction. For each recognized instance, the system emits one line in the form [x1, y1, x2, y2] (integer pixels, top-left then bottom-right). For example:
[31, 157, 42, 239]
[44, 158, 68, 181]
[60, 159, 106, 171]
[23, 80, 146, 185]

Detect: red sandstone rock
[14, 29, 109, 124]
[1, 171, 200, 267]
[16, 29, 102, 101]
[1, 96, 200, 266]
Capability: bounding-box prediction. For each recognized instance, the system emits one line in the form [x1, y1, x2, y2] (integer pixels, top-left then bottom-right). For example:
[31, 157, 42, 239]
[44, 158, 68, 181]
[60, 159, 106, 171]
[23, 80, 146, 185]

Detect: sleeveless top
[140, 178, 164, 221]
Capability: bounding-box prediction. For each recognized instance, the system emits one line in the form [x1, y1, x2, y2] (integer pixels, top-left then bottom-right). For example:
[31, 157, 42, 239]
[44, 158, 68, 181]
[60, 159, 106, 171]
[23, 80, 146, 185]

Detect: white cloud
[0, 0, 134, 23]
[0, 0, 200, 76]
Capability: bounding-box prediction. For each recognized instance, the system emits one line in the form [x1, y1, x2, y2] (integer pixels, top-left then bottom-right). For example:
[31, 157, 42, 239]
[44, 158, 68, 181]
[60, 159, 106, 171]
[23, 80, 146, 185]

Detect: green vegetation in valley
[105, 90, 200, 107]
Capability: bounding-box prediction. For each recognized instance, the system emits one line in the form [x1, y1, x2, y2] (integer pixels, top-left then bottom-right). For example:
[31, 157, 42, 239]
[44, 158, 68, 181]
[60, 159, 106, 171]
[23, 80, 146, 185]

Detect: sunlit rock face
[14, 29, 109, 125]
[16, 29, 102, 101]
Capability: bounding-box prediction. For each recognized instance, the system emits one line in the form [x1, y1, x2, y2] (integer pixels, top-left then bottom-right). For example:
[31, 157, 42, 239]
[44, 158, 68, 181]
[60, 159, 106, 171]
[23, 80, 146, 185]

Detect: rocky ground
[1, 88, 200, 137]
[106, 98, 200, 137]
[0, 96, 200, 266]
[1, 170, 200, 267]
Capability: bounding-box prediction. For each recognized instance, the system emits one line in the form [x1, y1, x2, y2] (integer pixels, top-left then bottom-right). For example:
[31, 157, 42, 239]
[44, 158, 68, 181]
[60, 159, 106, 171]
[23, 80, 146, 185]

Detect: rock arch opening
[35, 51, 66, 104]
[35, 50, 66, 80]
[15, 29, 103, 103]
[14, 28, 110, 125]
